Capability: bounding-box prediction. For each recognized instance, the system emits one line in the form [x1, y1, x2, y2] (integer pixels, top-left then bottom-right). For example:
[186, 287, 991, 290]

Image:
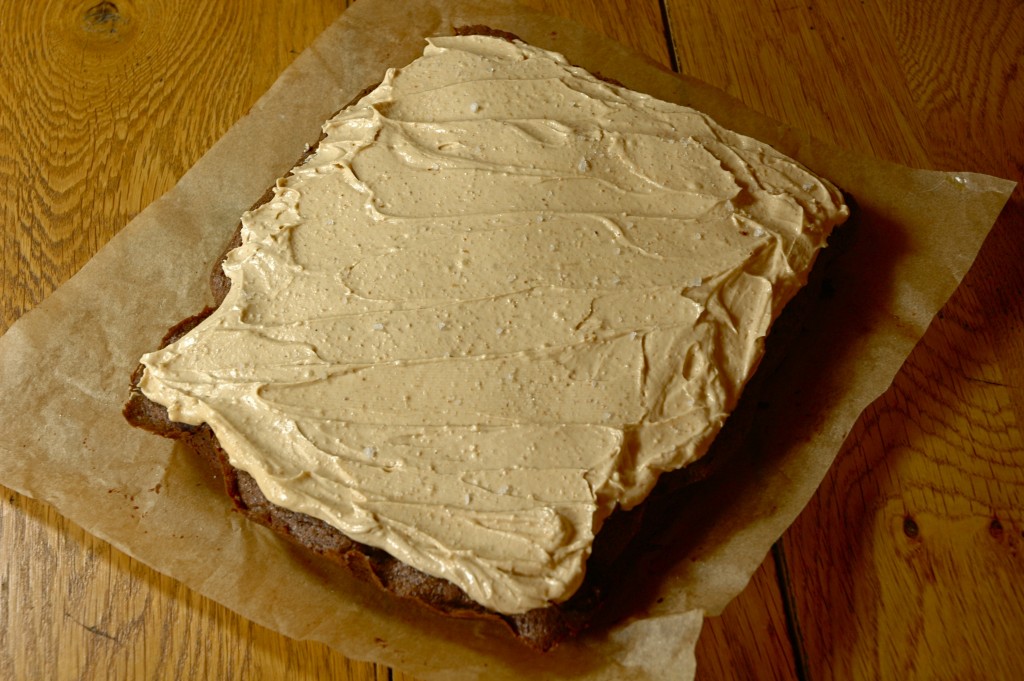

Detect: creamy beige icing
[138, 35, 848, 614]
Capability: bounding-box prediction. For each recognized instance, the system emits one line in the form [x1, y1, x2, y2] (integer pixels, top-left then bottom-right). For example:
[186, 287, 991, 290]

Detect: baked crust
[122, 26, 650, 650]
[124, 25, 844, 650]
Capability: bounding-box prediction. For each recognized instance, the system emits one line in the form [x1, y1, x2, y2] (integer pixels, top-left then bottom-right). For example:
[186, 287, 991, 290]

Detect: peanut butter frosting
[138, 35, 848, 614]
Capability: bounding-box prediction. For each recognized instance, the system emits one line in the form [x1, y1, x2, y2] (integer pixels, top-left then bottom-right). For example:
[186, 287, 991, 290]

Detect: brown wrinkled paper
[0, 0, 1014, 679]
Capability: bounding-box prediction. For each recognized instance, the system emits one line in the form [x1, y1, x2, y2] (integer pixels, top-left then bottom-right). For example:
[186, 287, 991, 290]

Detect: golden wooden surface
[1, 0, 1021, 679]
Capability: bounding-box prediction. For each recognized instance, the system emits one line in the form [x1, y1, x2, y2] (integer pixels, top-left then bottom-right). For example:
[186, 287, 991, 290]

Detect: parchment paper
[0, 0, 1014, 679]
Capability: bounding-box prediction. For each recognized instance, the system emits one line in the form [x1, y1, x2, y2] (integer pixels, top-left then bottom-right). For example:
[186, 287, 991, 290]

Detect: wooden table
[1, 1, 1021, 678]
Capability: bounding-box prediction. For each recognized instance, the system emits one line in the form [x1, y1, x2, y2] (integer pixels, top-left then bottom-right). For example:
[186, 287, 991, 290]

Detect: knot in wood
[83, 1, 122, 33]
[989, 517, 1004, 540]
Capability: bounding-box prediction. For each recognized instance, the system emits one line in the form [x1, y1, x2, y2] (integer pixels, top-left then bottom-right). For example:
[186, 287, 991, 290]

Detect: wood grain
[0, 2, 375, 679]
[695, 553, 799, 681]
[663, 2, 1024, 679]
[665, 0, 931, 166]
[748, 0, 1023, 679]
[0, 0, 342, 329]
[1, 0, 1021, 679]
